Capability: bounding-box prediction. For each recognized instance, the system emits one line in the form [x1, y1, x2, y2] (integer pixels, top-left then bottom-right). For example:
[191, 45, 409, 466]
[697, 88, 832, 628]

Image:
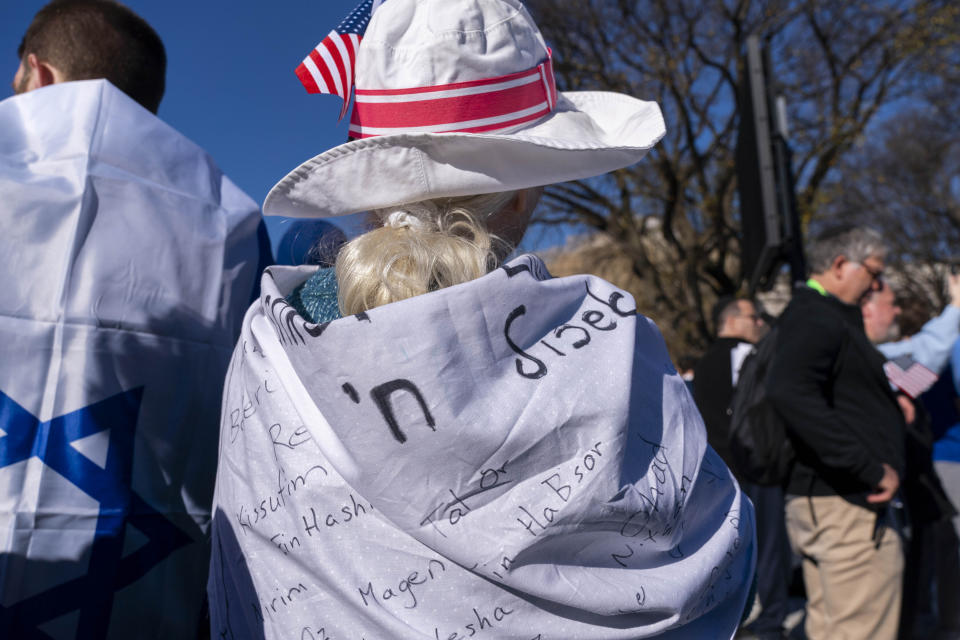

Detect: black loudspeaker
[735, 36, 805, 292]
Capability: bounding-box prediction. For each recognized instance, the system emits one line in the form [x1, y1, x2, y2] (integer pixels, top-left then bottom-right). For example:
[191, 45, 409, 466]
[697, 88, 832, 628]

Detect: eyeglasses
[863, 263, 884, 281]
[852, 261, 884, 284]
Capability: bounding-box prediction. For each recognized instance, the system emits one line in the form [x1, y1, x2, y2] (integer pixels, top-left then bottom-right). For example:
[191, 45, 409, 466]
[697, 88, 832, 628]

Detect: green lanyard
[806, 278, 828, 296]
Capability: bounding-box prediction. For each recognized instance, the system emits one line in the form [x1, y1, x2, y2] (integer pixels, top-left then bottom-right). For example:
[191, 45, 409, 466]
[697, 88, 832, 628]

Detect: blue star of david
[0, 388, 192, 639]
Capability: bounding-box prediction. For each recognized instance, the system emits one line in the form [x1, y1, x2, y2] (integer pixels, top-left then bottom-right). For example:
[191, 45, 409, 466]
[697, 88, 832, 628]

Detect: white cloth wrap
[0, 79, 262, 639]
[210, 254, 755, 639]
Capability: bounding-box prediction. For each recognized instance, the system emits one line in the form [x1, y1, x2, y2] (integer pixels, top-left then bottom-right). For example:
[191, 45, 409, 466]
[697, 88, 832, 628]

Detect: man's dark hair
[711, 296, 742, 334]
[18, 0, 166, 113]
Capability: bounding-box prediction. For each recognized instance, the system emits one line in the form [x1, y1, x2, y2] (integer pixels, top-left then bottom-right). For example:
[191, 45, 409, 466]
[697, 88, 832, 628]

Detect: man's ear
[830, 254, 848, 278]
[26, 53, 60, 88]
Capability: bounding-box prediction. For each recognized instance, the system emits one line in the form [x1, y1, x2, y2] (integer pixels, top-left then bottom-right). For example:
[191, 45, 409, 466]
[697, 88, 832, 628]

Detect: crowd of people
[693, 227, 960, 639]
[1, 1, 955, 639]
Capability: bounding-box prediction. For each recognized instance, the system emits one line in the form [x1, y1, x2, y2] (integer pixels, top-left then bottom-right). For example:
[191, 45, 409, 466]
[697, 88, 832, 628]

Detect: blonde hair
[335, 191, 517, 315]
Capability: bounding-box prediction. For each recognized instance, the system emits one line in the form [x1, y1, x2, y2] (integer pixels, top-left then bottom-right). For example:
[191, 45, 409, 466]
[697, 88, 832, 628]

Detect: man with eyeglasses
[694, 296, 766, 469]
[766, 225, 905, 640]
[693, 297, 790, 639]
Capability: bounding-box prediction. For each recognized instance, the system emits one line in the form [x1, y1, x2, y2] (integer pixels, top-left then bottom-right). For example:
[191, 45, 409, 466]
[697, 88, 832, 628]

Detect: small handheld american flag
[883, 355, 939, 399]
[295, 0, 387, 120]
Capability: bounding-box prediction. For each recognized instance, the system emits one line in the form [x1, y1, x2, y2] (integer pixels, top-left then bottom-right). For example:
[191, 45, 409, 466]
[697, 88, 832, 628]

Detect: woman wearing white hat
[208, 1, 756, 638]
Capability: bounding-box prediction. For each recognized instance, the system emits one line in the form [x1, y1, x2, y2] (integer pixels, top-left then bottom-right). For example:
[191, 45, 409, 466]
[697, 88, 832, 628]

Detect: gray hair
[807, 225, 887, 274]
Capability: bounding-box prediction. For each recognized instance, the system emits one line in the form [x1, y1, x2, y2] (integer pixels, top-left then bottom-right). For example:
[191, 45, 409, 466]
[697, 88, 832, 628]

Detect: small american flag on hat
[883, 355, 939, 399]
[295, 0, 387, 120]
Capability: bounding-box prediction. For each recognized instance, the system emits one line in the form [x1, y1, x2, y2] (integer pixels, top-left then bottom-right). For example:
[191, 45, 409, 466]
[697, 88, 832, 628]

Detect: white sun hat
[264, 0, 666, 219]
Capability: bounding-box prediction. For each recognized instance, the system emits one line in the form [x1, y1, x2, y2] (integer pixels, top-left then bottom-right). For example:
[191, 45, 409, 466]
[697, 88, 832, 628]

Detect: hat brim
[263, 91, 665, 218]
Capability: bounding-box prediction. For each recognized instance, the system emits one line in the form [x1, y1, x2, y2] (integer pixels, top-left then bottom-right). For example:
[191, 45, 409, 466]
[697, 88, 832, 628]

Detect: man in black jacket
[694, 297, 765, 466]
[768, 226, 903, 640]
[695, 298, 790, 639]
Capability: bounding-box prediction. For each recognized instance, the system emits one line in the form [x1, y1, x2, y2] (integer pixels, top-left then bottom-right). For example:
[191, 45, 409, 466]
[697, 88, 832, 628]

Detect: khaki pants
[785, 495, 903, 640]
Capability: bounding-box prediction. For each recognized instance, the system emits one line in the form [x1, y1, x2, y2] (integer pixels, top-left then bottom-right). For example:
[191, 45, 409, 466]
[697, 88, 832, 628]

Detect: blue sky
[1, 0, 381, 250]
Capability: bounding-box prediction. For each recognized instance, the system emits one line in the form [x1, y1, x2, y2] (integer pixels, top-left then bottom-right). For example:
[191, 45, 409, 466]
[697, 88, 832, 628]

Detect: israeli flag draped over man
[0, 32, 263, 640]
